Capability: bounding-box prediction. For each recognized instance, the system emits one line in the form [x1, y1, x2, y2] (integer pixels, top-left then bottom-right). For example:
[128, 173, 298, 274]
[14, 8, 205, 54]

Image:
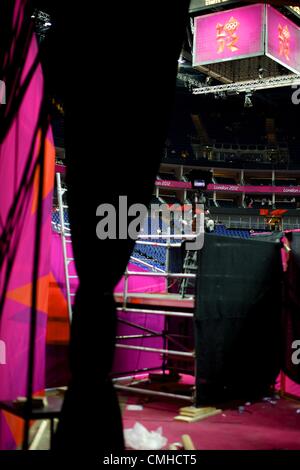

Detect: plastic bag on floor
[124, 422, 167, 450]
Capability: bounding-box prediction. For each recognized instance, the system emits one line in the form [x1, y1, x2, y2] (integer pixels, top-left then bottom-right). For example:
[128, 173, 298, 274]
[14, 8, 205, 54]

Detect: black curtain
[195, 234, 283, 405]
[282, 233, 300, 384]
[36, 0, 190, 452]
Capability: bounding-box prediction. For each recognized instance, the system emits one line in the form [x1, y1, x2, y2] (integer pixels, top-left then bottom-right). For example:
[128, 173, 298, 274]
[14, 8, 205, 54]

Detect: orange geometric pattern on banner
[31, 135, 55, 214]
[2, 384, 45, 449]
[2, 412, 24, 449]
[47, 272, 70, 344]
[0, 0, 54, 449]
[6, 274, 50, 315]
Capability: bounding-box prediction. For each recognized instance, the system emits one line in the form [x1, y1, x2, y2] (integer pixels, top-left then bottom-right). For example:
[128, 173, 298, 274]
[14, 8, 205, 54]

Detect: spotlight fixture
[31, 9, 52, 42]
[258, 67, 265, 79]
[205, 76, 212, 85]
[214, 91, 227, 100]
[177, 72, 203, 90]
[244, 92, 253, 108]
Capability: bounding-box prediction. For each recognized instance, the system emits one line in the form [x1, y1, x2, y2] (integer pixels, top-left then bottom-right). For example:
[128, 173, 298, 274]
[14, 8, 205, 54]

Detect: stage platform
[114, 292, 195, 309]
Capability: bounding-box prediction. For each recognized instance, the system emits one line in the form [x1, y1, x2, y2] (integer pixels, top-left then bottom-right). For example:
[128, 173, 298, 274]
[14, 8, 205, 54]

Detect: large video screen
[193, 3, 265, 66]
[267, 5, 300, 74]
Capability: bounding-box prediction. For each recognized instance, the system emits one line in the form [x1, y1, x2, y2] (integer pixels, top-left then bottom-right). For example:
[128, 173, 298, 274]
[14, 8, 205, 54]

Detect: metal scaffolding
[54, 182, 200, 402]
[113, 235, 200, 404]
[56, 173, 74, 322]
[193, 73, 300, 95]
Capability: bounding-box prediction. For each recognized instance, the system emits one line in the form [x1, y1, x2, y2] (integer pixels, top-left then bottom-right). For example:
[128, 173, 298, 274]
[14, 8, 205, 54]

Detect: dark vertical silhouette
[35, 1, 190, 451]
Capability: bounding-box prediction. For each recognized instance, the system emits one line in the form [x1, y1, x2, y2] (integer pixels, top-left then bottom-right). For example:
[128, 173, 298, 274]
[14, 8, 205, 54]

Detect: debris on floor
[124, 422, 167, 450]
[182, 434, 196, 450]
[126, 404, 144, 411]
[174, 406, 222, 423]
[168, 442, 182, 450]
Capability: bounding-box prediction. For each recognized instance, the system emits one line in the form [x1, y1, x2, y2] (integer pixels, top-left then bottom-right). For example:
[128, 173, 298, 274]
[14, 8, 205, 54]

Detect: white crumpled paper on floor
[124, 422, 168, 450]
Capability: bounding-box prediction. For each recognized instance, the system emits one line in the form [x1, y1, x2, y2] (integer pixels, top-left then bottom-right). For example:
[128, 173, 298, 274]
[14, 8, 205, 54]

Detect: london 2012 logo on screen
[216, 16, 240, 54]
[278, 23, 290, 61]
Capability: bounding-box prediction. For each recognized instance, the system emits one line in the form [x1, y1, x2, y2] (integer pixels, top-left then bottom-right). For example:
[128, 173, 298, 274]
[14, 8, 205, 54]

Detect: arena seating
[159, 195, 182, 205]
[157, 172, 177, 181]
[52, 209, 69, 228]
[246, 178, 273, 186]
[275, 201, 297, 210]
[214, 176, 237, 185]
[214, 224, 250, 239]
[275, 179, 297, 186]
[131, 245, 166, 271]
[216, 199, 236, 208]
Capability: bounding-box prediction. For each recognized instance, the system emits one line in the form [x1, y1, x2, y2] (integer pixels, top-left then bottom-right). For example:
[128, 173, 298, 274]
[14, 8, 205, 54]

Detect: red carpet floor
[123, 396, 300, 450]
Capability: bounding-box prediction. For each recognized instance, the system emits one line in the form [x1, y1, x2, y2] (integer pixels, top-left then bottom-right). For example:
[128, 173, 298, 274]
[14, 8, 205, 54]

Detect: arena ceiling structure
[178, 0, 300, 92]
[190, 0, 300, 13]
[30, 1, 300, 94]
[30, 0, 300, 150]
[171, 0, 300, 163]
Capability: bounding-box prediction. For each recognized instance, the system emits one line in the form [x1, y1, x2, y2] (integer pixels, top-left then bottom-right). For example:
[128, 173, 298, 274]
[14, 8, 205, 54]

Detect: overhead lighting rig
[244, 92, 254, 108]
[193, 74, 300, 94]
[31, 9, 52, 42]
[177, 72, 204, 91]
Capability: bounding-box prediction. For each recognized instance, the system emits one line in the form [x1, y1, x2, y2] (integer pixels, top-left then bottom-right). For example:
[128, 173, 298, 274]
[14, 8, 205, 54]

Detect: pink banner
[47, 230, 78, 346]
[48, 228, 167, 378]
[55, 163, 66, 175]
[277, 375, 300, 400]
[193, 4, 264, 66]
[113, 263, 166, 375]
[0, 1, 55, 449]
[155, 180, 300, 195]
[267, 5, 300, 74]
[155, 180, 191, 189]
[207, 184, 300, 195]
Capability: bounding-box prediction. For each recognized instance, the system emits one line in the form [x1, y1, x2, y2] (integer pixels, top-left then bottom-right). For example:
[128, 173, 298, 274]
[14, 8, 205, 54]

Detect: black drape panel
[282, 249, 300, 385]
[38, 0, 190, 452]
[284, 233, 300, 384]
[195, 234, 283, 405]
